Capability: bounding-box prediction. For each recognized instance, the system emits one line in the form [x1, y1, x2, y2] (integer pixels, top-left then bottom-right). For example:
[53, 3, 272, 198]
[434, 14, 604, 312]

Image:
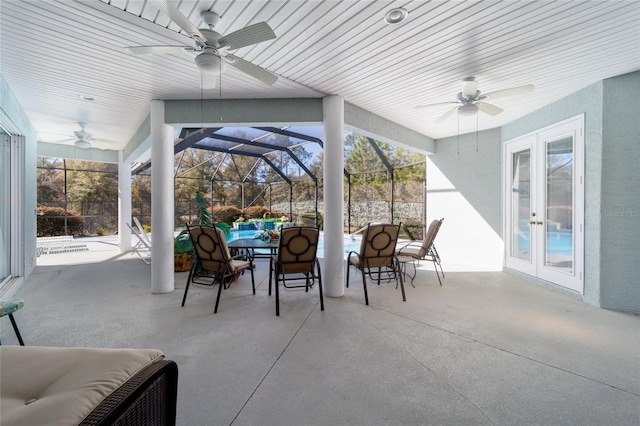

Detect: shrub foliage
[212, 205, 242, 223]
[37, 205, 84, 236]
[244, 205, 269, 219]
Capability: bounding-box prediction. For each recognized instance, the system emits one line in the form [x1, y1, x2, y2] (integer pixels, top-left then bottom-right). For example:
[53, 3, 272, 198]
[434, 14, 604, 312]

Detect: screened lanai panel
[286, 126, 324, 140]
[258, 135, 322, 166]
[175, 126, 325, 164]
[197, 137, 275, 157]
[258, 133, 317, 149]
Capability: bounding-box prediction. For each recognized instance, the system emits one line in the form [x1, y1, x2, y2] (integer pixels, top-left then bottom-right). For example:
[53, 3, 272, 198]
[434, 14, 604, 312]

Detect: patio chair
[346, 223, 406, 305]
[396, 218, 444, 286]
[126, 222, 151, 264]
[182, 224, 255, 314]
[269, 227, 324, 316]
[134, 217, 152, 245]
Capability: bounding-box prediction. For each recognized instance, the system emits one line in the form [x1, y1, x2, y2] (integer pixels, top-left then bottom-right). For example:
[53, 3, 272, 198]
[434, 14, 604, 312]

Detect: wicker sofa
[0, 346, 178, 426]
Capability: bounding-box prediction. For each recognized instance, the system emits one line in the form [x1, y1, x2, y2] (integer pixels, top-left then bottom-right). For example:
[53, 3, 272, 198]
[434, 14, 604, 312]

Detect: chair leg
[361, 269, 369, 305]
[213, 275, 224, 314]
[345, 261, 351, 288]
[181, 262, 196, 306]
[8, 314, 25, 346]
[268, 257, 273, 296]
[431, 246, 445, 282]
[275, 266, 280, 316]
[249, 262, 256, 295]
[432, 261, 443, 286]
[396, 264, 406, 302]
[316, 260, 324, 311]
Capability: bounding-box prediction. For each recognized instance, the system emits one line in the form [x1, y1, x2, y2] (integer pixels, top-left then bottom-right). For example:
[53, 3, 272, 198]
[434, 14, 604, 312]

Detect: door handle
[529, 221, 536, 225]
[536, 221, 543, 225]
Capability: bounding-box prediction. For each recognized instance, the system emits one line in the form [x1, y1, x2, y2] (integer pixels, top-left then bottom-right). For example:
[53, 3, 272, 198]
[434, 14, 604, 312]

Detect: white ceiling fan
[416, 77, 535, 123]
[45, 123, 115, 149]
[71, 122, 94, 148]
[125, 0, 277, 89]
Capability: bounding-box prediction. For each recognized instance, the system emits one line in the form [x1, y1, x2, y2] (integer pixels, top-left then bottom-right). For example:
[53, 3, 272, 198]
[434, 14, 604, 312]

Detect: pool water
[517, 231, 573, 255]
[228, 229, 361, 258]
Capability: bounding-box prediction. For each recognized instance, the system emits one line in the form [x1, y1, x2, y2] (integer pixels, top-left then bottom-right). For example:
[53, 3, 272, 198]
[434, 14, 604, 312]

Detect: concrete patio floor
[3, 236, 639, 425]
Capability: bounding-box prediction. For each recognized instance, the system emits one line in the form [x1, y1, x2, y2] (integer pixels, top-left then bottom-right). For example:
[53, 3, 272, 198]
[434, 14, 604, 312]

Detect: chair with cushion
[396, 218, 444, 285]
[182, 224, 255, 313]
[0, 298, 25, 346]
[270, 227, 324, 316]
[346, 223, 405, 305]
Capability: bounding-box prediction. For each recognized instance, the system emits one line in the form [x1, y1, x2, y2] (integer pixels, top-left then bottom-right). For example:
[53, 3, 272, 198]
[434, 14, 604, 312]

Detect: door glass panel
[511, 150, 531, 261]
[545, 136, 573, 273]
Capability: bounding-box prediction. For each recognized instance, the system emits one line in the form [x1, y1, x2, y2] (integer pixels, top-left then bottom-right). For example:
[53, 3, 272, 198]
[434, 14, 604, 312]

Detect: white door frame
[504, 115, 584, 293]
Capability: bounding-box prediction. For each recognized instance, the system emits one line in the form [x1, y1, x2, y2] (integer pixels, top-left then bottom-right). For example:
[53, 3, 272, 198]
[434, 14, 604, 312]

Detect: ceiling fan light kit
[195, 52, 226, 74]
[74, 139, 92, 149]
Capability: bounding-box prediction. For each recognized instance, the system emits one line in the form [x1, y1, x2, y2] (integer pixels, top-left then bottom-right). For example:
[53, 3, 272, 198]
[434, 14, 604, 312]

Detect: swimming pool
[517, 231, 573, 255]
[228, 229, 362, 258]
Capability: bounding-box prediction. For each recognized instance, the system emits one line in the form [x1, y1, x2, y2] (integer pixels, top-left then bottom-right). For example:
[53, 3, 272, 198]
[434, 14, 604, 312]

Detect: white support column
[322, 95, 345, 297]
[150, 100, 175, 293]
[118, 150, 132, 252]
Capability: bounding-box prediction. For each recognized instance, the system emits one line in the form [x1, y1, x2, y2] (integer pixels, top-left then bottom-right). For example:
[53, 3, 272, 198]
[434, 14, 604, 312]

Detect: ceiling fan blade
[149, 0, 207, 44]
[477, 101, 504, 116]
[49, 138, 74, 144]
[435, 107, 460, 123]
[219, 22, 276, 50]
[227, 54, 278, 86]
[483, 84, 535, 100]
[415, 101, 458, 109]
[200, 71, 217, 90]
[125, 45, 192, 55]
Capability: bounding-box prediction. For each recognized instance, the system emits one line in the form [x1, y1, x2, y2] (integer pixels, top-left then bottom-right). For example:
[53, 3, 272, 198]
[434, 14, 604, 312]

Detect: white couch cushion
[0, 346, 165, 426]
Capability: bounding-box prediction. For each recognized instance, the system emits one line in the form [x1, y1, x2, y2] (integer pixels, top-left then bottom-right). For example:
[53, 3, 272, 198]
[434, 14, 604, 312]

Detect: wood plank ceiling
[1, 0, 638, 153]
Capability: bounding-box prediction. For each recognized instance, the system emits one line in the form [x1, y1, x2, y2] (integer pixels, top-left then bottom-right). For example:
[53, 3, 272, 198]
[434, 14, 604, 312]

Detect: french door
[504, 115, 584, 293]
[0, 132, 11, 287]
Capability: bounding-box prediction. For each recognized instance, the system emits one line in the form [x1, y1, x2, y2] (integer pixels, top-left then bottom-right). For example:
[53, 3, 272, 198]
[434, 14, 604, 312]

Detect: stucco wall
[427, 128, 504, 270]
[600, 71, 640, 313]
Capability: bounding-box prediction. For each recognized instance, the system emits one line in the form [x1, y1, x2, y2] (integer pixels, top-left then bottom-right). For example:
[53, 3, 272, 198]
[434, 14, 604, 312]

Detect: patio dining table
[228, 238, 280, 294]
[227, 237, 279, 253]
[228, 236, 279, 263]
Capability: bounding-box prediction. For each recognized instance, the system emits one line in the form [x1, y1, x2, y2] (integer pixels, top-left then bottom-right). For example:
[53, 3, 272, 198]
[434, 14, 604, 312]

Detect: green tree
[65, 160, 118, 203]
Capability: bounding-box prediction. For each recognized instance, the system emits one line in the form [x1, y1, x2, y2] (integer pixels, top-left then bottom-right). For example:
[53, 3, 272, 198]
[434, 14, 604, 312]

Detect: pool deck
[5, 235, 640, 425]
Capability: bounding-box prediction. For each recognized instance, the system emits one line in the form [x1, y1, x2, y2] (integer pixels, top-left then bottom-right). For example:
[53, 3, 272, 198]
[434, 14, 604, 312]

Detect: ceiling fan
[125, 0, 277, 89]
[416, 77, 535, 123]
[70, 122, 94, 148]
[47, 123, 114, 149]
